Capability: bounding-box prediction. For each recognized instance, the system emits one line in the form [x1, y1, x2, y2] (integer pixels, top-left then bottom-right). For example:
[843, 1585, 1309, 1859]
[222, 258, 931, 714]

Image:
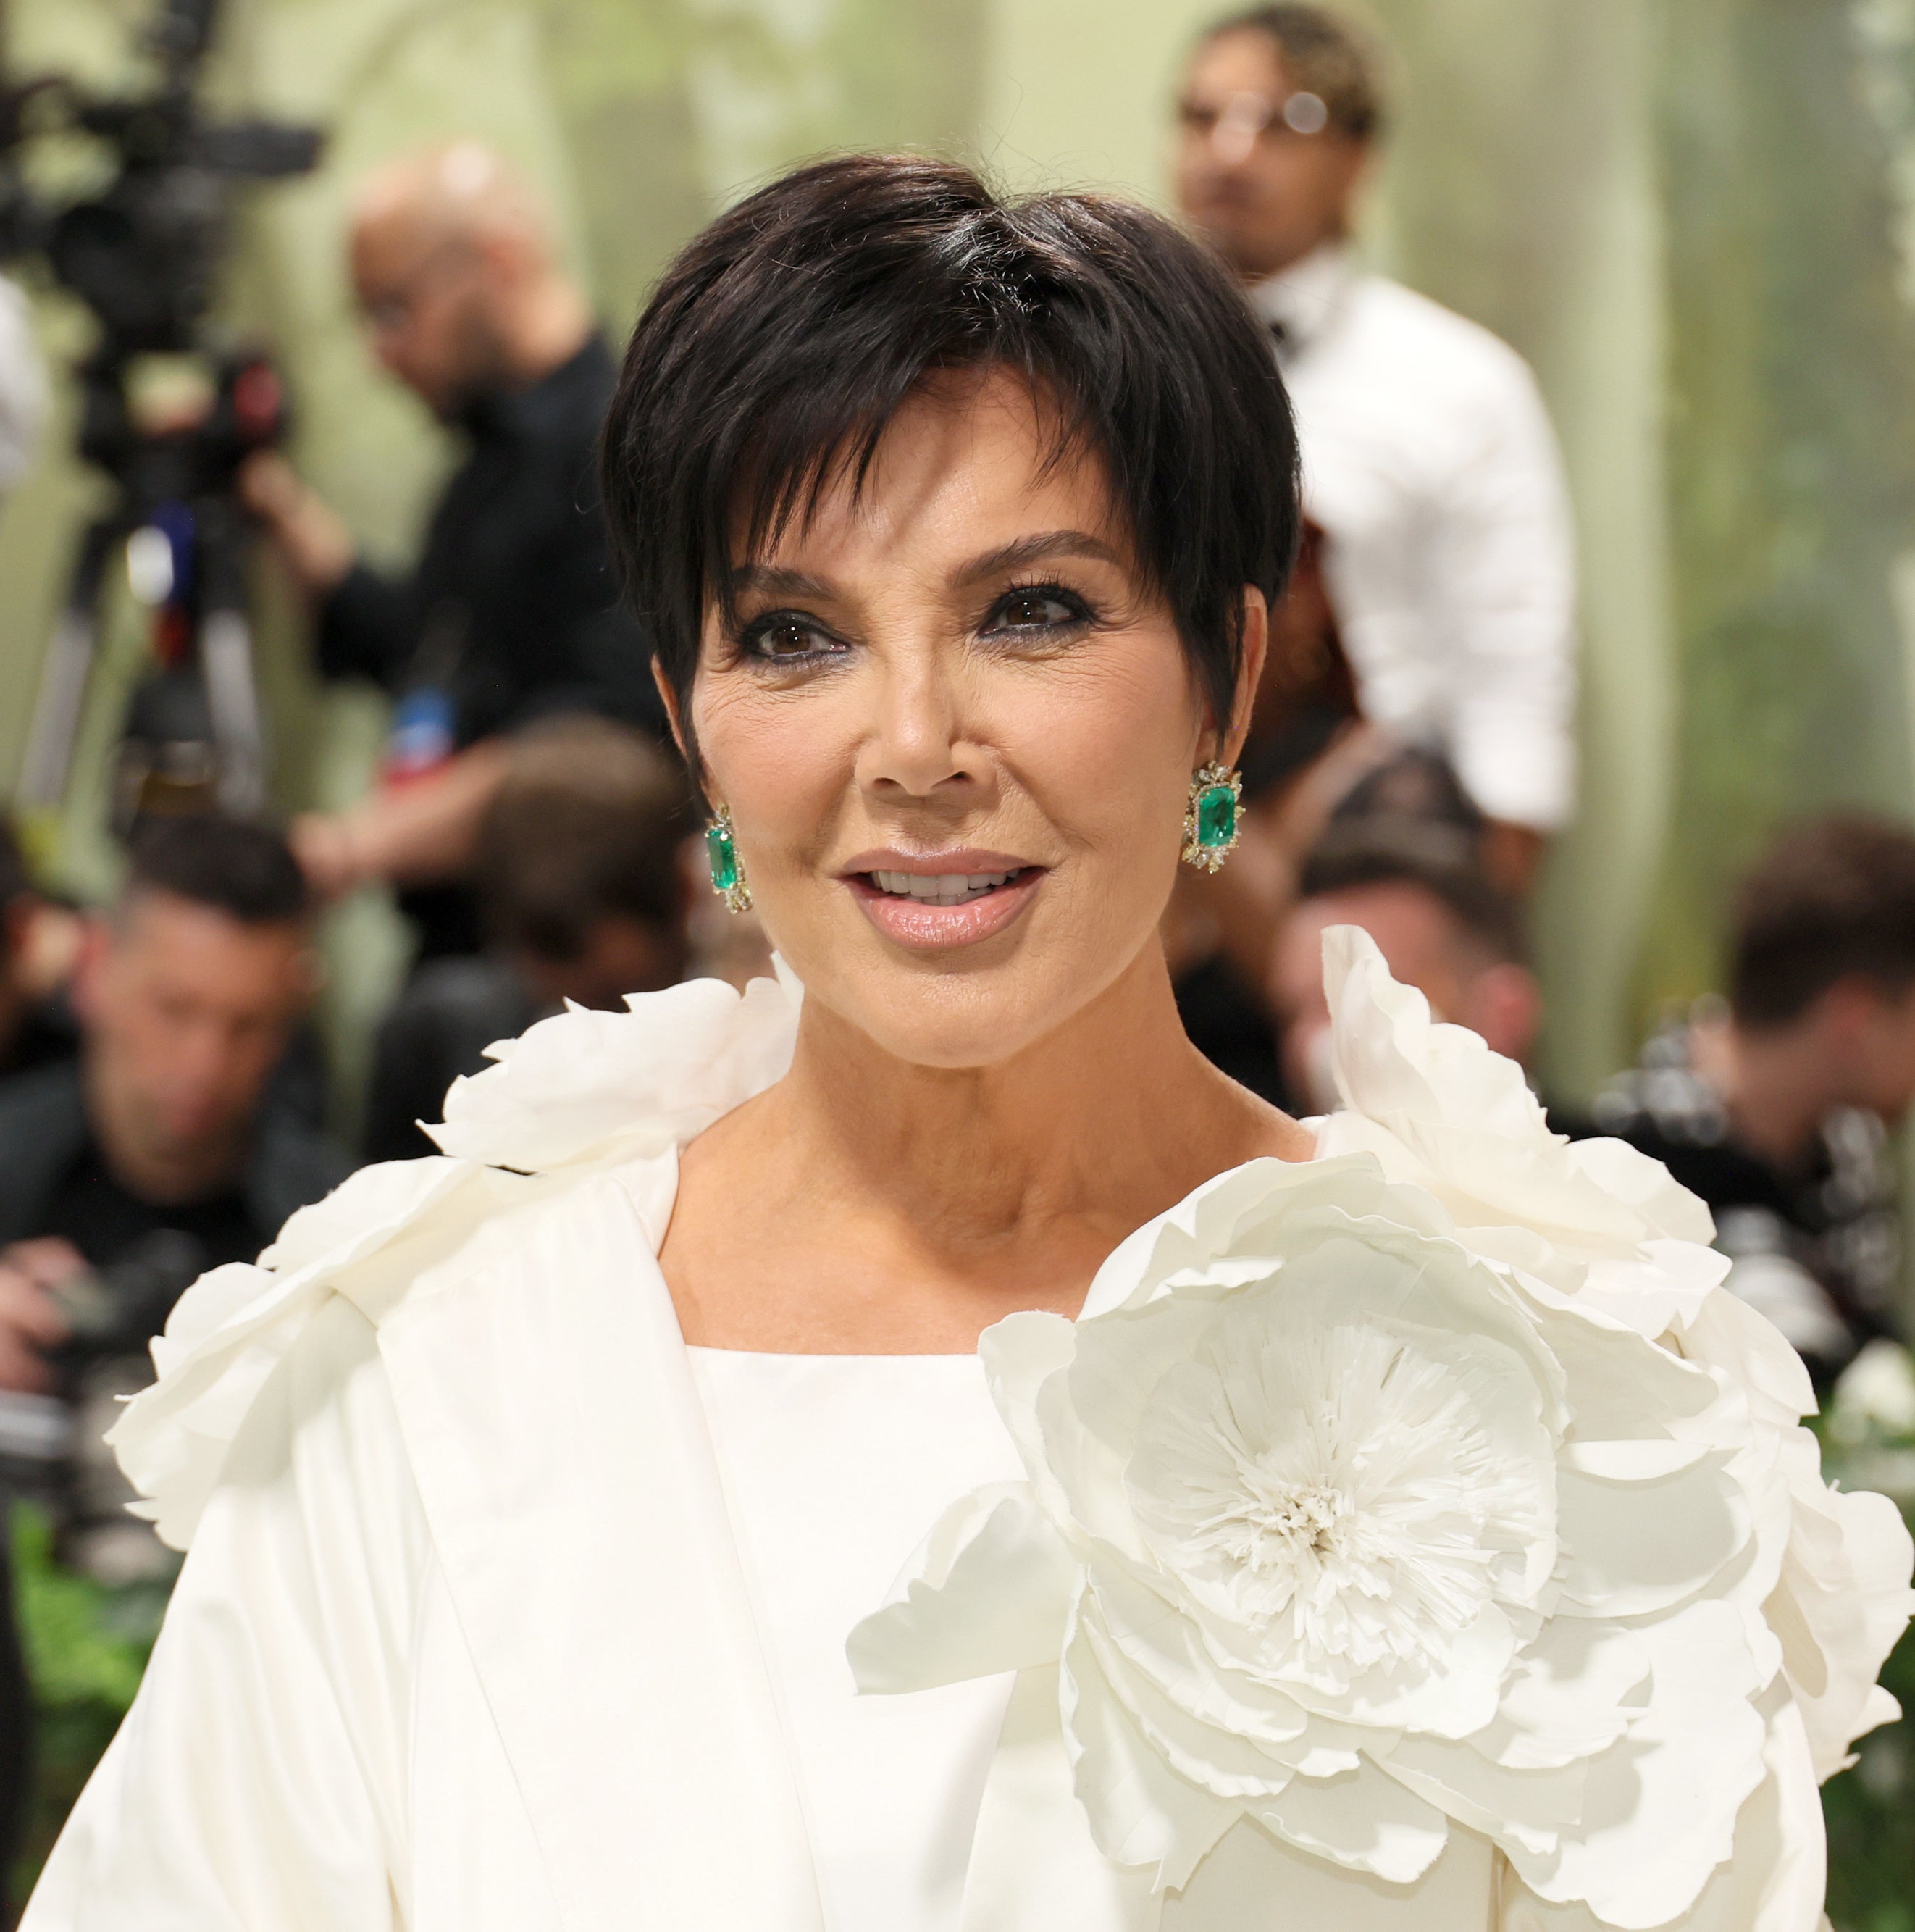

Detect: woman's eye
[986, 587, 1090, 635]
[744, 614, 838, 661]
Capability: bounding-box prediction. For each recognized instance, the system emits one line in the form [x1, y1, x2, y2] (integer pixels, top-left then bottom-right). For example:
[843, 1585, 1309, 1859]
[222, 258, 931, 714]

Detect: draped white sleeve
[25, 1297, 426, 1931]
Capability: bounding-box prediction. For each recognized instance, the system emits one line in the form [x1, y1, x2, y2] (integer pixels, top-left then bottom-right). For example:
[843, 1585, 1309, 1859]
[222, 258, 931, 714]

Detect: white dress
[687, 1351, 1022, 1928]
[20, 940, 1912, 1932]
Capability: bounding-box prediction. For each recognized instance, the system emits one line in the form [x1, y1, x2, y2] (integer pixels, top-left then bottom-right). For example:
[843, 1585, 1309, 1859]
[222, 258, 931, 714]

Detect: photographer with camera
[0, 816, 349, 1550]
[242, 141, 659, 963]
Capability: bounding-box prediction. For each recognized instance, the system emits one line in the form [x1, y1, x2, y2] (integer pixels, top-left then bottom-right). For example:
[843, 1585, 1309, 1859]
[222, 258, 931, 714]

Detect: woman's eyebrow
[726, 562, 837, 601]
[952, 530, 1124, 587]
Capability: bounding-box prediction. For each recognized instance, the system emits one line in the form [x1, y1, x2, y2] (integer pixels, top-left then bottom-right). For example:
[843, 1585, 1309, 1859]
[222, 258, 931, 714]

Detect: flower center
[1219, 1476, 1349, 1574]
[1123, 1284, 1557, 1689]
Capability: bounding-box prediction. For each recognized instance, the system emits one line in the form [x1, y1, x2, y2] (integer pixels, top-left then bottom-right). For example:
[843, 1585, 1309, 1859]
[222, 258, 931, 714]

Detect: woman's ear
[1220, 585, 1270, 766]
[652, 658, 691, 764]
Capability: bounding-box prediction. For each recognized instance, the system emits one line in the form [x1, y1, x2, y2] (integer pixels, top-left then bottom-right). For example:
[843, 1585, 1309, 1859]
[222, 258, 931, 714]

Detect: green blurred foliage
[7, 1504, 168, 1907]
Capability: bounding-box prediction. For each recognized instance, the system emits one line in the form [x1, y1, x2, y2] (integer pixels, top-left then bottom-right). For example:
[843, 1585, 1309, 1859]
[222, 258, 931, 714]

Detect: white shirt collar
[1246, 242, 1357, 363]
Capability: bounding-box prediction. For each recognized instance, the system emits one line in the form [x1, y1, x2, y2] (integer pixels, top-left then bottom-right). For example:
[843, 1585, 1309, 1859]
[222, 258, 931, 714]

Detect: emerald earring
[705, 804, 753, 913]
[1181, 761, 1244, 873]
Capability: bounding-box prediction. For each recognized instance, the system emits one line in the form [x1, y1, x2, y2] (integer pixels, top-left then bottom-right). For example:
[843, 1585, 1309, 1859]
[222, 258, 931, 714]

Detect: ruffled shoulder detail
[1313, 924, 1914, 1781]
[429, 961, 800, 1170]
[112, 969, 803, 1552]
[1315, 924, 1722, 1334]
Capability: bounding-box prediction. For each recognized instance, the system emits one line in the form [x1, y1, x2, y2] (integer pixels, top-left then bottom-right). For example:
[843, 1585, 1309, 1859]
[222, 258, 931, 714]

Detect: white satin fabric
[25, 1149, 1505, 1931]
[687, 1350, 1022, 1929]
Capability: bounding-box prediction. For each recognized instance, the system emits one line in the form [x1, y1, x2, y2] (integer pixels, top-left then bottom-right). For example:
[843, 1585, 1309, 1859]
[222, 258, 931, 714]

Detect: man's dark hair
[1731, 816, 1915, 1029]
[600, 154, 1299, 788]
[1199, 4, 1388, 142]
[480, 719, 687, 963]
[1301, 828, 1528, 968]
[122, 814, 309, 927]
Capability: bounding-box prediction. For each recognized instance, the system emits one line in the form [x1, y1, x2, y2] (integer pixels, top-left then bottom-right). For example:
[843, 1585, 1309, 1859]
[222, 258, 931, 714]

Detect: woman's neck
[661, 944, 1308, 1352]
[784, 944, 1298, 1242]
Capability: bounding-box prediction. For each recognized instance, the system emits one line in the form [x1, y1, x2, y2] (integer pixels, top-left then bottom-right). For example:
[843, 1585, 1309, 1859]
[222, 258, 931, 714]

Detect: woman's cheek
[697, 679, 845, 836]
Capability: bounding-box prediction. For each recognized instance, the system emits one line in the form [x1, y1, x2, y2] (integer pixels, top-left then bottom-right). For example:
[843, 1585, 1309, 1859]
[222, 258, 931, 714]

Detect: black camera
[4, 0, 326, 832]
[0, 0, 322, 364]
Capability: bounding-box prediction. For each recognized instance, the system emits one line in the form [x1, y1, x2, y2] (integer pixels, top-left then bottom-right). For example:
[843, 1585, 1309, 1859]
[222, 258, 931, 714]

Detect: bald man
[243, 143, 659, 958]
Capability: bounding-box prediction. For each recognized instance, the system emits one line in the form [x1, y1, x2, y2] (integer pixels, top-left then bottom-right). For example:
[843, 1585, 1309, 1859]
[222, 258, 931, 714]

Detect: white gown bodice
[687, 1350, 1023, 1931]
[22, 955, 1906, 1932]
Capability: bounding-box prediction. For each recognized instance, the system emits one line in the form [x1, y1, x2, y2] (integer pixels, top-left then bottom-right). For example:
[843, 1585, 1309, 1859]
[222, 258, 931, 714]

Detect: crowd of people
[0, 0, 1911, 1904]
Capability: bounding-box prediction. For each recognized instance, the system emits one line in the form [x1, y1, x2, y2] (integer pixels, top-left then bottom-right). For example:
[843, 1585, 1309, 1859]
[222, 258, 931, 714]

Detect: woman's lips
[847, 866, 1044, 950]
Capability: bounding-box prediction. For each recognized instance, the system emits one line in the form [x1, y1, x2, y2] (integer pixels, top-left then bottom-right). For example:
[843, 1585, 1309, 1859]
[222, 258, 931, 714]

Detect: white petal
[847, 1484, 1075, 1693]
[432, 971, 798, 1170]
[1559, 1439, 1711, 1479]
[1060, 1609, 1239, 1891]
[1498, 1687, 1824, 1932]
[1676, 1284, 1816, 1431]
[1565, 1138, 1717, 1246]
[1507, 1600, 1767, 1927]
[1765, 1465, 1915, 1778]
[1555, 1452, 1750, 1617]
[1088, 1554, 1312, 1750]
[979, 1310, 1083, 1528]
[1245, 1754, 1451, 1885]
[1378, 1731, 1585, 1858]
[1475, 1615, 1648, 1770]
[1081, 1610, 1297, 1802]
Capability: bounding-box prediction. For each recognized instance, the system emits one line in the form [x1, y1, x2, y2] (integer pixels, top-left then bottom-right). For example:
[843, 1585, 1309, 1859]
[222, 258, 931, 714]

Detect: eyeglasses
[356, 238, 473, 339]
[1178, 88, 1331, 164]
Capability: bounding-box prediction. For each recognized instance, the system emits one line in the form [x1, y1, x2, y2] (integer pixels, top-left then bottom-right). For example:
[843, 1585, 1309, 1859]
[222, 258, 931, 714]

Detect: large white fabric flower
[854, 1154, 1785, 1927]
[1313, 927, 1914, 1786]
[851, 930, 1915, 1928]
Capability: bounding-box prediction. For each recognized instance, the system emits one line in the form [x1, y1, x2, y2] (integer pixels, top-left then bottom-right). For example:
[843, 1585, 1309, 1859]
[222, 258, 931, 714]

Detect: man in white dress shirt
[1173, 5, 1577, 892]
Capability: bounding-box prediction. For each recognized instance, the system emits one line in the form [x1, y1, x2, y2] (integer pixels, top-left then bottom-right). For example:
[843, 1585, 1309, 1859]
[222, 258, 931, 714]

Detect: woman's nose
[856, 657, 977, 798]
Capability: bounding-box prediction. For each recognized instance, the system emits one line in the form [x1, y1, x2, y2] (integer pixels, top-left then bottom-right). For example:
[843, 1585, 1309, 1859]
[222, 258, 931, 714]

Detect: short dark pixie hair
[600, 154, 1299, 787]
[1731, 816, 1915, 1028]
[1201, 5, 1388, 143]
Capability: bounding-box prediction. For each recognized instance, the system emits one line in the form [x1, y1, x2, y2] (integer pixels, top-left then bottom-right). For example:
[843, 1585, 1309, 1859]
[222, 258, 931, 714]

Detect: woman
[24, 157, 1910, 1931]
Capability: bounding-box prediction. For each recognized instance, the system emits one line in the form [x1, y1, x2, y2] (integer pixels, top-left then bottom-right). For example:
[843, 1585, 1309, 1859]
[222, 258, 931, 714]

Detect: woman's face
[688, 370, 1261, 1070]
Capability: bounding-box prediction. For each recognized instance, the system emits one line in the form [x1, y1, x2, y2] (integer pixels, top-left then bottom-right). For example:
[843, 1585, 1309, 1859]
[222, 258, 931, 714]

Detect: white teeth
[869, 869, 1018, 904]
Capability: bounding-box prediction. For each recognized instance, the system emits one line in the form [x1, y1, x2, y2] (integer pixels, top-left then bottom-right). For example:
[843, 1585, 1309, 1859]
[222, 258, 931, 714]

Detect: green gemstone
[706, 822, 739, 893]
[1195, 783, 1237, 849]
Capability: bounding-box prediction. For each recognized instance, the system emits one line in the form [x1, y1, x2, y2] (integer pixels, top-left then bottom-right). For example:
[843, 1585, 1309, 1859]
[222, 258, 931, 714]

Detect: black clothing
[1593, 1013, 1898, 1387]
[362, 955, 542, 1166]
[0, 1059, 351, 1262]
[0, 994, 76, 1082]
[315, 336, 658, 963]
[38, 1138, 259, 1280]
[316, 336, 658, 750]
[1175, 955, 1298, 1112]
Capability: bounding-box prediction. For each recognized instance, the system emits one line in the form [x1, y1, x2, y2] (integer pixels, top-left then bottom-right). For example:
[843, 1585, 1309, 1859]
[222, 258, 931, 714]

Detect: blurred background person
[1596, 818, 1915, 1389]
[1173, 2, 1576, 896]
[0, 814, 348, 1455]
[241, 141, 660, 963]
[1273, 814, 1540, 1118]
[361, 718, 690, 1163]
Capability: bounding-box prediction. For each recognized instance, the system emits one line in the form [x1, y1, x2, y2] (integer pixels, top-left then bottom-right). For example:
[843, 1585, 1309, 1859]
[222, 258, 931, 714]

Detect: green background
[4, 0, 1915, 1107]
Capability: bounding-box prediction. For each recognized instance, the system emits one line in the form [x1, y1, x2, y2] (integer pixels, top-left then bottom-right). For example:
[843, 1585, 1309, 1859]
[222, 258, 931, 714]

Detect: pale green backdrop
[1, 0, 1911, 1108]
